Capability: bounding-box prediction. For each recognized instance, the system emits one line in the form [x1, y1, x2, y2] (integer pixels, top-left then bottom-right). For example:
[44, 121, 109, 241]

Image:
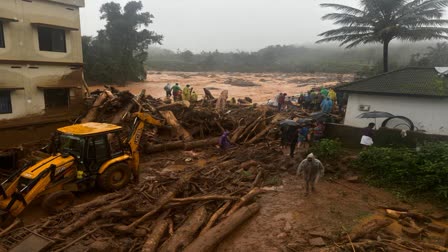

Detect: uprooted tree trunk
[215, 90, 228, 113]
[226, 188, 263, 217]
[110, 90, 145, 125]
[81, 92, 109, 123]
[142, 219, 169, 252]
[144, 138, 219, 154]
[159, 110, 193, 141]
[347, 219, 393, 242]
[59, 197, 138, 237]
[159, 206, 208, 252]
[184, 203, 261, 252]
[114, 173, 193, 233]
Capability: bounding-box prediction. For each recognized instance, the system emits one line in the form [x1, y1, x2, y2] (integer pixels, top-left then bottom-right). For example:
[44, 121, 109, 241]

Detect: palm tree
[317, 0, 448, 72]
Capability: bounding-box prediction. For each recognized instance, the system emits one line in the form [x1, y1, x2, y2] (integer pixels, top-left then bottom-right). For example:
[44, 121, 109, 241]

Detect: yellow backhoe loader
[0, 112, 163, 225]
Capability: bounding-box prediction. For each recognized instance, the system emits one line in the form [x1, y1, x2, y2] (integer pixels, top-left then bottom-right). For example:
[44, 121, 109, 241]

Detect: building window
[0, 21, 5, 48]
[38, 27, 66, 52]
[44, 89, 69, 109]
[0, 91, 12, 114]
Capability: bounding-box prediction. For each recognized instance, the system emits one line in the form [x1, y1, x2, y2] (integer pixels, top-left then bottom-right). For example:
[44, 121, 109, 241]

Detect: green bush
[355, 142, 448, 200]
[310, 139, 343, 160]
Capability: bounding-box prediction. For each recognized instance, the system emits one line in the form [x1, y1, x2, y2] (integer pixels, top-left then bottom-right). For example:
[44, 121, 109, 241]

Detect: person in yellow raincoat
[182, 84, 191, 101]
[328, 89, 337, 102]
[191, 91, 198, 102]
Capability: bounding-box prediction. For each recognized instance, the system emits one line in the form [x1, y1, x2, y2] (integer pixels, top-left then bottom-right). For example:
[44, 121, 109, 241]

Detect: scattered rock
[88, 241, 113, 252]
[429, 212, 447, 220]
[402, 227, 422, 238]
[295, 238, 308, 244]
[286, 242, 301, 250]
[346, 176, 360, 183]
[134, 228, 147, 237]
[309, 231, 332, 239]
[427, 223, 446, 233]
[309, 237, 326, 247]
[283, 222, 292, 232]
[276, 232, 288, 239]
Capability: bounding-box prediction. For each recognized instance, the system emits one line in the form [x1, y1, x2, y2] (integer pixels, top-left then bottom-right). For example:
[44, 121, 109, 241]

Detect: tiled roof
[337, 68, 448, 97]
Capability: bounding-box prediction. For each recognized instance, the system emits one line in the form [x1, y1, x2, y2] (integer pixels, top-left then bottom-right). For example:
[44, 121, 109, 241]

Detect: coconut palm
[317, 0, 448, 72]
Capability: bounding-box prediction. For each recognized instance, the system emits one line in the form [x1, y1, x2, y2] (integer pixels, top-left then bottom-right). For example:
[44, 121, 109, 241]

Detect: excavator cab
[56, 123, 124, 173]
[0, 113, 163, 226]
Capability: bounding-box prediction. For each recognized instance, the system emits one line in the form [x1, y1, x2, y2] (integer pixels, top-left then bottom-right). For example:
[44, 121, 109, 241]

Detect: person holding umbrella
[360, 123, 375, 148]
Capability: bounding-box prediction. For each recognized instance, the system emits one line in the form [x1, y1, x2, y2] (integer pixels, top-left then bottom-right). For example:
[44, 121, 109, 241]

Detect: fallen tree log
[159, 110, 193, 141]
[110, 89, 145, 125]
[59, 197, 138, 237]
[144, 138, 219, 154]
[247, 125, 275, 144]
[204, 88, 215, 100]
[237, 117, 262, 142]
[142, 219, 169, 252]
[114, 173, 193, 233]
[81, 92, 108, 123]
[170, 195, 238, 203]
[215, 90, 228, 113]
[71, 191, 129, 213]
[226, 187, 263, 217]
[157, 102, 189, 111]
[200, 201, 231, 235]
[159, 206, 208, 252]
[348, 219, 393, 242]
[184, 203, 261, 252]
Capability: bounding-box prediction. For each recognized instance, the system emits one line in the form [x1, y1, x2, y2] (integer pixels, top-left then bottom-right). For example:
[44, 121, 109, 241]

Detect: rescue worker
[191, 91, 198, 102]
[219, 131, 231, 150]
[172, 83, 182, 101]
[182, 84, 191, 101]
[297, 153, 325, 196]
[328, 88, 337, 102]
[164, 83, 172, 97]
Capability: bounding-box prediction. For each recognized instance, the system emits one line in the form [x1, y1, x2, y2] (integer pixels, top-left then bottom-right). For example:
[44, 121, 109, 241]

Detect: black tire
[97, 163, 131, 192]
[41, 191, 75, 214]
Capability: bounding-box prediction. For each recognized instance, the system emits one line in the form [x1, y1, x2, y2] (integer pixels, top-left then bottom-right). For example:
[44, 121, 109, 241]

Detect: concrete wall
[344, 93, 448, 135]
[0, 65, 84, 120]
[0, 0, 83, 64]
[325, 123, 448, 149]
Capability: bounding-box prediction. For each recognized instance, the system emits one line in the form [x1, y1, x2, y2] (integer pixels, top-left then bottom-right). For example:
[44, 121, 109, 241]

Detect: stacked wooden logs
[7, 144, 277, 252]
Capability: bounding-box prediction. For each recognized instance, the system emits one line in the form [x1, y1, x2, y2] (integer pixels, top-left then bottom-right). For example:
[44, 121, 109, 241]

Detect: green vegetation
[82, 1, 162, 84]
[310, 139, 343, 160]
[355, 143, 448, 200]
[318, 0, 448, 73]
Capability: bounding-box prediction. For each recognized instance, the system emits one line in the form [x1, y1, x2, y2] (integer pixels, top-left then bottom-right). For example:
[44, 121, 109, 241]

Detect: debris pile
[80, 87, 293, 151]
[320, 208, 448, 252]
[0, 142, 290, 252]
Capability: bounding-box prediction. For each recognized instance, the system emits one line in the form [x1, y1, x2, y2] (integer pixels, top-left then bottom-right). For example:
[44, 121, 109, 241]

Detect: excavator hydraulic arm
[126, 112, 165, 179]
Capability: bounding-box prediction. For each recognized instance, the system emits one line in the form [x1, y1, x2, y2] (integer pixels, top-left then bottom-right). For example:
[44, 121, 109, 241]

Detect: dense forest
[145, 42, 448, 76]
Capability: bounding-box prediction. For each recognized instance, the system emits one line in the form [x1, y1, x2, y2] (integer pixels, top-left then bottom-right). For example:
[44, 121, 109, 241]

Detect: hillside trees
[83, 1, 162, 84]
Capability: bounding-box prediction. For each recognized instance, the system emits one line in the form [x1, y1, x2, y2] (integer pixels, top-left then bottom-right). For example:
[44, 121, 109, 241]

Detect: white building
[338, 67, 448, 135]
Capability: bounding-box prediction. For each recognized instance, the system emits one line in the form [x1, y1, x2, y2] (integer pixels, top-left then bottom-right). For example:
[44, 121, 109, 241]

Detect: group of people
[164, 83, 198, 102]
[280, 120, 326, 158]
[297, 87, 346, 114]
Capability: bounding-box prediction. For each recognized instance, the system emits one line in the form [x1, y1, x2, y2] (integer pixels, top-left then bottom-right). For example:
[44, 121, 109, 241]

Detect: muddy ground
[90, 71, 354, 102]
[132, 148, 447, 251]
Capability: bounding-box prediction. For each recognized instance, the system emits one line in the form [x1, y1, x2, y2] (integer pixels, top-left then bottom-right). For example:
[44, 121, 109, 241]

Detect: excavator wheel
[97, 163, 131, 192]
[41, 191, 75, 214]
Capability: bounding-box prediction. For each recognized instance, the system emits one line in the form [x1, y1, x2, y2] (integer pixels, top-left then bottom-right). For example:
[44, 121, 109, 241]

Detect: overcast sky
[80, 0, 362, 52]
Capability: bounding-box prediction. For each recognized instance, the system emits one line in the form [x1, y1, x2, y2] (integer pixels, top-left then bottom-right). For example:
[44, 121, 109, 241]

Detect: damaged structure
[0, 0, 87, 148]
